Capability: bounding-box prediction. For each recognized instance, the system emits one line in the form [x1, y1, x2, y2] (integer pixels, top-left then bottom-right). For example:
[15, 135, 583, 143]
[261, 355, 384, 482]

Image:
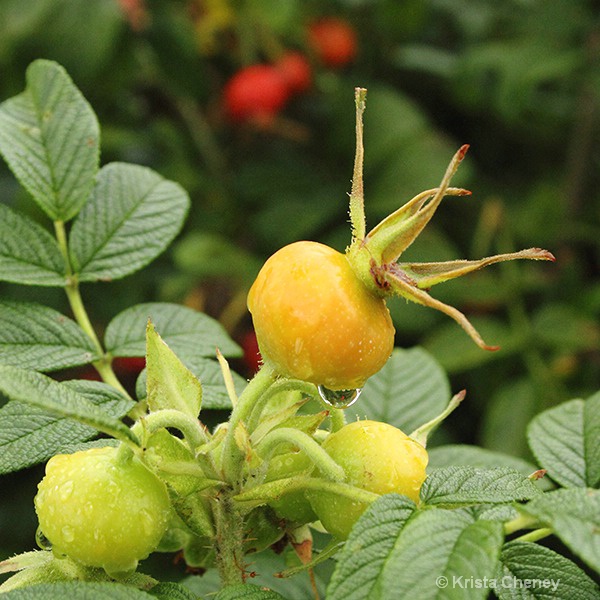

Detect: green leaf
[136, 354, 245, 410]
[146, 321, 202, 418]
[0, 59, 99, 221]
[0, 379, 133, 474]
[527, 393, 600, 488]
[105, 302, 241, 361]
[0, 300, 99, 371]
[0, 365, 137, 446]
[215, 583, 288, 600]
[519, 488, 600, 573]
[421, 467, 540, 507]
[327, 494, 416, 600]
[329, 498, 503, 600]
[69, 162, 189, 281]
[0, 581, 157, 599]
[497, 541, 600, 599]
[351, 347, 450, 433]
[148, 582, 199, 600]
[0, 204, 65, 286]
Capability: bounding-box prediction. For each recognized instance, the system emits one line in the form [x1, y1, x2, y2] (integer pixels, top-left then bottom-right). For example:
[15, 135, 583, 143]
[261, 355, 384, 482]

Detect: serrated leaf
[148, 582, 199, 600]
[327, 494, 416, 600]
[0, 204, 65, 286]
[0, 59, 99, 221]
[0, 581, 156, 599]
[0, 379, 133, 474]
[146, 321, 202, 418]
[136, 354, 245, 410]
[497, 541, 600, 600]
[519, 488, 600, 573]
[69, 162, 189, 281]
[330, 500, 503, 600]
[0, 365, 136, 447]
[421, 466, 540, 507]
[0, 300, 98, 371]
[350, 347, 450, 433]
[215, 583, 289, 600]
[105, 302, 241, 362]
[527, 393, 600, 488]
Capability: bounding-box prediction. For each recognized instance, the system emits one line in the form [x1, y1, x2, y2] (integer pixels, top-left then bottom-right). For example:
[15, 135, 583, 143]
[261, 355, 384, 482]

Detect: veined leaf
[527, 392, 600, 488]
[105, 302, 241, 361]
[0, 581, 158, 599]
[215, 584, 289, 599]
[519, 488, 600, 573]
[0, 380, 133, 474]
[0, 204, 65, 286]
[69, 162, 189, 281]
[421, 466, 540, 507]
[0, 300, 98, 371]
[0, 365, 136, 446]
[145, 321, 202, 418]
[350, 347, 450, 434]
[329, 495, 503, 600]
[0, 59, 99, 221]
[496, 541, 599, 599]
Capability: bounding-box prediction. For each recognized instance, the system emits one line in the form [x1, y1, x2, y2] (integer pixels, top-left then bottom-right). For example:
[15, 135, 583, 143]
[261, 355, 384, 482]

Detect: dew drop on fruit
[317, 385, 362, 408]
[58, 480, 74, 501]
[61, 525, 75, 543]
[35, 527, 52, 550]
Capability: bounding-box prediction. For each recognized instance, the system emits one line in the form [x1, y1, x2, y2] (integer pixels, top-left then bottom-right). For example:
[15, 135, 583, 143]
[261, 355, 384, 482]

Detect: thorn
[457, 189, 472, 196]
[529, 469, 547, 481]
[483, 344, 501, 352]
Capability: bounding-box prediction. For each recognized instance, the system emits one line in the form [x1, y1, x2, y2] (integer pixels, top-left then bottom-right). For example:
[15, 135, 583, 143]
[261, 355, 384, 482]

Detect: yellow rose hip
[247, 241, 395, 391]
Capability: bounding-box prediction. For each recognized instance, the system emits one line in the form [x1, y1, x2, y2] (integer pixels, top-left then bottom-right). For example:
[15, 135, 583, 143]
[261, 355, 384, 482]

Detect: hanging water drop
[317, 385, 362, 408]
[35, 527, 52, 550]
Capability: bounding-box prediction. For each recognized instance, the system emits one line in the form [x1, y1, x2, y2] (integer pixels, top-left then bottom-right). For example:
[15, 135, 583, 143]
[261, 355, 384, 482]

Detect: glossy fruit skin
[307, 420, 428, 539]
[224, 64, 290, 124]
[247, 241, 395, 390]
[307, 18, 357, 68]
[275, 52, 312, 95]
[34, 446, 171, 573]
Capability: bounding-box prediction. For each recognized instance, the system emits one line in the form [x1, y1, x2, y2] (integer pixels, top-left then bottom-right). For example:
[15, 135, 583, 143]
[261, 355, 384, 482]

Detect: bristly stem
[349, 87, 367, 243]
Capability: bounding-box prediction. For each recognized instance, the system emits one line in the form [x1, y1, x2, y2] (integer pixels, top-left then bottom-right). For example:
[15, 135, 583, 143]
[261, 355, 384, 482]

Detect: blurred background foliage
[0, 0, 599, 565]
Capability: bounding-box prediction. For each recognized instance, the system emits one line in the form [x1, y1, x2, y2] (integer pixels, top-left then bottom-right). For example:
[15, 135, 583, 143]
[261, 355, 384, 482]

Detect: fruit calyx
[345, 87, 555, 351]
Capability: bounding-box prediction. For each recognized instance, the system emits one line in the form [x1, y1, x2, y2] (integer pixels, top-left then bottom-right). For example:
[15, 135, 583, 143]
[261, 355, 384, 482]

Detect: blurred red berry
[112, 356, 146, 374]
[241, 330, 262, 374]
[275, 52, 312, 95]
[224, 65, 291, 124]
[307, 18, 357, 68]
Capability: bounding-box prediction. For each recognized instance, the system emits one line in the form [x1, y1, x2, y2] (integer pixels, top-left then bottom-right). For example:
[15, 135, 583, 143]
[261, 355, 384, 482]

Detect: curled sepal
[399, 248, 556, 289]
[365, 145, 470, 264]
[383, 264, 500, 351]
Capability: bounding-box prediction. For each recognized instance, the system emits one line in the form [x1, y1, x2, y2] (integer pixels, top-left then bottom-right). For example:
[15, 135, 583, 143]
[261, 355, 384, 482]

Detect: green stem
[503, 514, 539, 535]
[221, 366, 278, 485]
[131, 409, 208, 451]
[329, 408, 346, 432]
[258, 428, 346, 482]
[246, 378, 318, 432]
[213, 494, 246, 586]
[54, 221, 132, 400]
[513, 527, 553, 544]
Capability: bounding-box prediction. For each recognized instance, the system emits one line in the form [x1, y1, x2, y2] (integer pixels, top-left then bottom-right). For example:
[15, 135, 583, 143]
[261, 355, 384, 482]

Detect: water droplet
[317, 386, 362, 409]
[36, 528, 52, 550]
[61, 525, 75, 543]
[58, 480, 74, 501]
